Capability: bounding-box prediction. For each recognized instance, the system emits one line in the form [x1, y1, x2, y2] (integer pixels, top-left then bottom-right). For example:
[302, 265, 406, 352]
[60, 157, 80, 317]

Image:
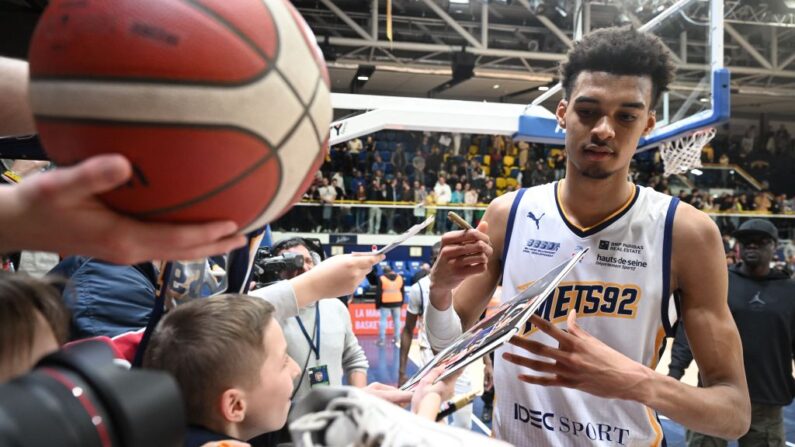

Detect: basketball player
[425, 27, 750, 446]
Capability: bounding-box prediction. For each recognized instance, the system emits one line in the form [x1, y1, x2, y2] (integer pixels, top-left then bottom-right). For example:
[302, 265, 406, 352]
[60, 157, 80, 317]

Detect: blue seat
[384, 163, 394, 175]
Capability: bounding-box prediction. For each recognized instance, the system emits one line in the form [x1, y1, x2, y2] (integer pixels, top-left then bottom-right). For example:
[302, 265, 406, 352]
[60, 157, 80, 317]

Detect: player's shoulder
[673, 201, 720, 239]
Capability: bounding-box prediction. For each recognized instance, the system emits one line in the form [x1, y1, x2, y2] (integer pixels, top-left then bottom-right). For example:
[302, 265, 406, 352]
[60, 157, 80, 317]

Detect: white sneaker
[290, 387, 509, 447]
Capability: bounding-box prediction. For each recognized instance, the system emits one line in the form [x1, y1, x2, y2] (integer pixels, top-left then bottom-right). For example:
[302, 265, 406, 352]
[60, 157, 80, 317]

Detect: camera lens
[0, 340, 185, 447]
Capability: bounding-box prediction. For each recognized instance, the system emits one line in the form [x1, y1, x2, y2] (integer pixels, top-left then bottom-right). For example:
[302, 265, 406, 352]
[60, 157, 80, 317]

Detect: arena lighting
[538, 85, 550, 91]
[690, 168, 703, 176]
[350, 65, 375, 93]
[493, 84, 500, 89]
[449, 0, 470, 3]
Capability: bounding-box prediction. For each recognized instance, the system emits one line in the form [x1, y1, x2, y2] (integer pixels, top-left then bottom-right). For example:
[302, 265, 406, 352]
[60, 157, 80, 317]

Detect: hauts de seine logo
[595, 240, 647, 271]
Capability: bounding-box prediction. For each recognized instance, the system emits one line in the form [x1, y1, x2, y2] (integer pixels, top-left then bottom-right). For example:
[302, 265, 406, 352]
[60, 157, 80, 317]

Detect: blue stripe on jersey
[501, 188, 527, 278]
[661, 197, 680, 337]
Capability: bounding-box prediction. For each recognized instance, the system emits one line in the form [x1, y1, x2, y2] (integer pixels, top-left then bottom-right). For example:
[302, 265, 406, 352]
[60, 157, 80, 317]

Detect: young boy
[144, 294, 301, 446]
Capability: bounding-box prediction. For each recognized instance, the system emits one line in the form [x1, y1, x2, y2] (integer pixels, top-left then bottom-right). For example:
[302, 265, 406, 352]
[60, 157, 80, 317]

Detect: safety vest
[379, 275, 404, 304]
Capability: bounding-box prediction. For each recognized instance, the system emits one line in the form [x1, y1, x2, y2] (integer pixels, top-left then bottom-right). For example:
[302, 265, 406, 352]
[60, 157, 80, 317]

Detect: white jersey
[494, 182, 680, 447]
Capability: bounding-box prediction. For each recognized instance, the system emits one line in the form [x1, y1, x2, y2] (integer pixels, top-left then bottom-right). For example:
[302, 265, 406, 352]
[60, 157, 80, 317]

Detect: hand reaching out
[0, 154, 247, 264]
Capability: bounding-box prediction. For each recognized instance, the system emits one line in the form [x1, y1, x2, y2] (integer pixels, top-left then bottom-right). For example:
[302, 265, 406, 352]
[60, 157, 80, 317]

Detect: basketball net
[659, 127, 716, 177]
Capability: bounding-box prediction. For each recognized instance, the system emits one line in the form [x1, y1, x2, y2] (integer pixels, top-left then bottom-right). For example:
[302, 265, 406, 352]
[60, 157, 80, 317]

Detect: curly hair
[559, 26, 676, 109]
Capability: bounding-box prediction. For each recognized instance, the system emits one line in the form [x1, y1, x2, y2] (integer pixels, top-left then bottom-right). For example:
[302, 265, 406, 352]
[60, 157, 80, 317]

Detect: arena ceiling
[295, 0, 795, 120]
[1, 0, 793, 120]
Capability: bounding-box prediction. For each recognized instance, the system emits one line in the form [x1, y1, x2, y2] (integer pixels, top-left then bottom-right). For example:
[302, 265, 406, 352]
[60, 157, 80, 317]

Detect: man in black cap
[669, 218, 795, 446]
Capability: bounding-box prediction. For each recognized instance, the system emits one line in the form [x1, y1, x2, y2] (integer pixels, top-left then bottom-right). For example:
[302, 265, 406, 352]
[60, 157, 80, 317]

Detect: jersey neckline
[553, 181, 641, 238]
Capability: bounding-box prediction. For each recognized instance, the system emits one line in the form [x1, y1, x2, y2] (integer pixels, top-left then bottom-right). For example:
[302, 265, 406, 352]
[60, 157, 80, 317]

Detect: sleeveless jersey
[494, 182, 680, 447]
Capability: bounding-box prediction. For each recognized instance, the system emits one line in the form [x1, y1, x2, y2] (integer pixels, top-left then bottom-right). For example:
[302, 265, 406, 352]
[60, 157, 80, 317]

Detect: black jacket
[668, 264, 795, 406]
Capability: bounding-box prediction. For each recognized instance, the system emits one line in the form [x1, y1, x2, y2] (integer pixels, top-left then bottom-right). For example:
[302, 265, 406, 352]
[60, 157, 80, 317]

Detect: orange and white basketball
[28, 0, 331, 233]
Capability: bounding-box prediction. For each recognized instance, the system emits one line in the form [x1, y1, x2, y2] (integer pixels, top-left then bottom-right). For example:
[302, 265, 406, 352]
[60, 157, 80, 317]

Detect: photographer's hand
[290, 253, 384, 308]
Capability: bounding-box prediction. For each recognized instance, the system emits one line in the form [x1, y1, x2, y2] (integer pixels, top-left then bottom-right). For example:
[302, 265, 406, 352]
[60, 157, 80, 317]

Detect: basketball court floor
[359, 334, 795, 446]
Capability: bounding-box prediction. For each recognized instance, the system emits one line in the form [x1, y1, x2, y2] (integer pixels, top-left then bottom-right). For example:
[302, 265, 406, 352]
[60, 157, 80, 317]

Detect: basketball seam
[273, 73, 323, 149]
[30, 0, 279, 87]
[35, 117, 280, 222]
[181, 0, 279, 67]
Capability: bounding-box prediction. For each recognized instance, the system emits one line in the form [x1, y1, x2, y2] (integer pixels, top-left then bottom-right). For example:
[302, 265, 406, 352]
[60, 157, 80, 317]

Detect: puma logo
[527, 211, 545, 230]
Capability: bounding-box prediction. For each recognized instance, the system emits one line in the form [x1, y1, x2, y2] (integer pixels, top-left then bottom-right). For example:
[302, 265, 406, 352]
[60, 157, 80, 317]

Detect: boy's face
[556, 71, 656, 180]
[241, 321, 300, 436]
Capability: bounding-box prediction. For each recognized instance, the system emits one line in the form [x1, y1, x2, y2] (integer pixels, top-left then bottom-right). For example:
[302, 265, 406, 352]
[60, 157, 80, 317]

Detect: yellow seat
[503, 155, 515, 167]
[483, 155, 491, 166]
[503, 166, 513, 177]
[483, 166, 490, 176]
[506, 178, 518, 188]
[496, 177, 507, 189]
[469, 145, 479, 156]
[496, 188, 506, 196]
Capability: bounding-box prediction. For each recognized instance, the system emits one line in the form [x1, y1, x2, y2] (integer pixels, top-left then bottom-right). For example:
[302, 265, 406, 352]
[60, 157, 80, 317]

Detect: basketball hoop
[658, 127, 716, 178]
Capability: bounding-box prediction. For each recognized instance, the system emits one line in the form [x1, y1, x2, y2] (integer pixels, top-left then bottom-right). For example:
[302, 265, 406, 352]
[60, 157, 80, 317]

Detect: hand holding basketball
[503, 311, 654, 402]
[0, 154, 246, 263]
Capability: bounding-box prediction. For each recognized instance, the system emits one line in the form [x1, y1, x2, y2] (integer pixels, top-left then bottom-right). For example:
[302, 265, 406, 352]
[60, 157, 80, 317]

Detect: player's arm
[425, 193, 510, 350]
[646, 205, 750, 437]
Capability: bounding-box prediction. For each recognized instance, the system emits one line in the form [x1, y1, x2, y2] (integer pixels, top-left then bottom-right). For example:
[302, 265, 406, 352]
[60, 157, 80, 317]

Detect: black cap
[733, 219, 778, 242]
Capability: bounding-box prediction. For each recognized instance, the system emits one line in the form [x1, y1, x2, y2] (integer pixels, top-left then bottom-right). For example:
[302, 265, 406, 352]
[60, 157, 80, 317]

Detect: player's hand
[2, 154, 247, 263]
[364, 382, 412, 406]
[291, 252, 384, 307]
[502, 311, 653, 401]
[428, 221, 491, 304]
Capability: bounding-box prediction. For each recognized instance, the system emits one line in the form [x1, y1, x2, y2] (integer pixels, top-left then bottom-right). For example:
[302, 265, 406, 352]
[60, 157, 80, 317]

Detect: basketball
[27, 0, 332, 233]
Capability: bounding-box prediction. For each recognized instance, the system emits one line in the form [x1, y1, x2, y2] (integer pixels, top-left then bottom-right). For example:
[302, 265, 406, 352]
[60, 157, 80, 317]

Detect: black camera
[0, 340, 185, 447]
[251, 246, 306, 287]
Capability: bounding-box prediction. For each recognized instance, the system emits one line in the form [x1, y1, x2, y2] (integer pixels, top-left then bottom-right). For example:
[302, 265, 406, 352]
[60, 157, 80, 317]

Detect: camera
[251, 246, 306, 287]
[0, 340, 185, 447]
[251, 238, 326, 288]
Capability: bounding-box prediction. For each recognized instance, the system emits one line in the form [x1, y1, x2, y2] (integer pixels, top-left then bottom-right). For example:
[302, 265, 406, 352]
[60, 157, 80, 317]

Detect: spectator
[553, 151, 566, 180]
[391, 143, 407, 174]
[774, 125, 790, 155]
[0, 273, 68, 382]
[530, 160, 551, 186]
[367, 180, 385, 233]
[413, 180, 428, 225]
[425, 146, 443, 184]
[481, 178, 496, 204]
[464, 182, 479, 226]
[451, 182, 464, 204]
[375, 266, 404, 347]
[318, 178, 336, 232]
[347, 137, 362, 155]
[384, 178, 401, 234]
[272, 238, 368, 402]
[412, 150, 426, 186]
[350, 169, 366, 194]
[49, 256, 158, 339]
[433, 175, 452, 231]
[354, 184, 367, 232]
[741, 126, 756, 155]
[668, 219, 795, 447]
[371, 153, 386, 175]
